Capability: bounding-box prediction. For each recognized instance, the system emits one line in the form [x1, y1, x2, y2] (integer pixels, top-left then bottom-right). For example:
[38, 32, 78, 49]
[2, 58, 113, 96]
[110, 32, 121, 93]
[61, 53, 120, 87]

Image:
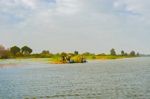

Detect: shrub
[71, 55, 85, 63]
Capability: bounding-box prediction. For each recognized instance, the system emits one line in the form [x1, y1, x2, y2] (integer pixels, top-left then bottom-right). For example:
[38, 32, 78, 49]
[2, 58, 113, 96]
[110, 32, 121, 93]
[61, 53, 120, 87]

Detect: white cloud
[21, 0, 37, 9]
[0, 0, 150, 53]
[114, 0, 150, 15]
[54, 0, 82, 15]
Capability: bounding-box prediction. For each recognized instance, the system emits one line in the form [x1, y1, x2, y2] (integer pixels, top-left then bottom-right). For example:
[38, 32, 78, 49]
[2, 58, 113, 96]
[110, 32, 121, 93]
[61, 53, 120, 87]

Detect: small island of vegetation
[0, 45, 140, 64]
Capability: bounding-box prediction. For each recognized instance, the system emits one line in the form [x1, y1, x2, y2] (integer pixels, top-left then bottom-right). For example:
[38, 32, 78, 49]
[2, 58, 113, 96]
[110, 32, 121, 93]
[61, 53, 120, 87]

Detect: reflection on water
[0, 57, 150, 99]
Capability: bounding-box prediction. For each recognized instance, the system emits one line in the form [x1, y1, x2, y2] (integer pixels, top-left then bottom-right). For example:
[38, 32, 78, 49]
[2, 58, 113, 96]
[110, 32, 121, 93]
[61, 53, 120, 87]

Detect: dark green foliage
[60, 52, 67, 62]
[60, 52, 67, 57]
[40, 50, 53, 58]
[10, 46, 20, 56]
[121, 50, 125, 56]
[31, 54, 41, 58]
[124, 53, 128, 56]
[21, 46, 32, 55]
[41, 50, 50, 54]
[130, 51, 136, 56]
[137, 52, 140, 56]
[16, 52, 24, 57]
[74, 51, 79, 55]
[110, 48, 116, 56]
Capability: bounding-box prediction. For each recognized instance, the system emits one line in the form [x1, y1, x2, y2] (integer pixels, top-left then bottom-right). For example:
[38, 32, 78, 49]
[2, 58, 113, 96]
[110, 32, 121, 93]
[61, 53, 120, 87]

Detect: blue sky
[0, 0, 150, 54]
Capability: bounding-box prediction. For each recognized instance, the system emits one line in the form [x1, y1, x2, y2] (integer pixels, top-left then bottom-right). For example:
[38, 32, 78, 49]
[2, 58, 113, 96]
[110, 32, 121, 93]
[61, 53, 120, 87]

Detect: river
[0, 57, 150, 99]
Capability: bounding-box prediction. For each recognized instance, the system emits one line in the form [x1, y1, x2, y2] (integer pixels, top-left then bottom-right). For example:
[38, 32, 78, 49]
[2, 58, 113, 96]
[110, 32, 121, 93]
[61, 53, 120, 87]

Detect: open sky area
[0, 0, 149, 54]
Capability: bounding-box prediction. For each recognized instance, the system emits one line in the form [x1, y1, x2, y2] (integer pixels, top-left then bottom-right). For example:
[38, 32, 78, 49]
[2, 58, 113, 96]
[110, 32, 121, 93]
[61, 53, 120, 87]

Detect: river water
[0, 57, 150, 99]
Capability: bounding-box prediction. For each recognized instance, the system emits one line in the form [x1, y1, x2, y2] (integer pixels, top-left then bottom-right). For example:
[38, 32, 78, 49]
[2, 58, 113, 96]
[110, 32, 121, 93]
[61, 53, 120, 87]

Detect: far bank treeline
[0, 45, 140, 63]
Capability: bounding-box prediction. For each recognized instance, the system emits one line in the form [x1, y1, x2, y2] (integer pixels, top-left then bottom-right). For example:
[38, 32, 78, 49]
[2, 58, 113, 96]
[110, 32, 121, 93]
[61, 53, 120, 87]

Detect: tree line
[0, 45, 32, 58]
[110, 48, 139, 56]
[0, 45, 140, 59]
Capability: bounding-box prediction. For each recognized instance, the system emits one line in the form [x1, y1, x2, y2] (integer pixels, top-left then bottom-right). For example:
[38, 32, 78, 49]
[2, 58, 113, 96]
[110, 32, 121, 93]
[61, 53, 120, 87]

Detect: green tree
[130, 51, 136, 56]
[10, 46, 20, 56]
[124, 53, 128, 56]
[137, 52, 140, 56]
[110, 48, 116, 56]
[21, 46, 32, 55]
[121, 50, 125, 56]
[74, 51, 79, 55]
[60, 52, 67, 62]
[41, 50, 50, 54]
[40, 50, 53, 58]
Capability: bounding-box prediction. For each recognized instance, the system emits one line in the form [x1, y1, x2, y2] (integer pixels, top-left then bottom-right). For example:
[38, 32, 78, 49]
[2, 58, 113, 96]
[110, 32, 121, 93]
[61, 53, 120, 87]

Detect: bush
[71, 55, 85, 63]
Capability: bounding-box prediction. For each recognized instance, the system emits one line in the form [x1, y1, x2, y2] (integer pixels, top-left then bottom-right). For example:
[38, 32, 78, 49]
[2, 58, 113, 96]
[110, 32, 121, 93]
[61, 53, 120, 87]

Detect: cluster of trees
[31, 50, 53, 58]
[10, 46, 32, 57]
[110, 48, 139, 56]
[0, 45, 33, 59]
[58, 51, 86, 63]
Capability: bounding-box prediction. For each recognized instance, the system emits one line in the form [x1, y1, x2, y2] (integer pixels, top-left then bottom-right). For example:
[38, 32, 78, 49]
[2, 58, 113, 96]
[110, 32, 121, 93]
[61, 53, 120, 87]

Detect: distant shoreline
[0, 56, 139, 65]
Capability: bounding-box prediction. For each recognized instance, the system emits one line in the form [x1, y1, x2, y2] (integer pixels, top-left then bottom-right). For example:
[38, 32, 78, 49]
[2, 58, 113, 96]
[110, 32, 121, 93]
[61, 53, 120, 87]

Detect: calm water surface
[0, 57, 150, 99]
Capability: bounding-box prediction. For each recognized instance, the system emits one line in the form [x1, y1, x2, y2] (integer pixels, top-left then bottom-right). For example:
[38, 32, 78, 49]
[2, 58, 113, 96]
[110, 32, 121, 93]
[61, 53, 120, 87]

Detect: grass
[95, 55, 135, 60]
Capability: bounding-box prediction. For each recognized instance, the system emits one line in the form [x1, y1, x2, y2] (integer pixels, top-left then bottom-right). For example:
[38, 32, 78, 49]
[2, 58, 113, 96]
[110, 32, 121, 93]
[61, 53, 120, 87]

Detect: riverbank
[53, 55, 140, 64]
[0, 56, 138, 65]
[95, 55, 136, 60]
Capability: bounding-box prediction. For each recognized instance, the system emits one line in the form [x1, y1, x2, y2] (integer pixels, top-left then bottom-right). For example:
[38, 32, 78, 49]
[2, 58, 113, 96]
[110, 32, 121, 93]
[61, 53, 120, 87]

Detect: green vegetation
[110, 48, 116, 56]
[51, 52, 86, 64]
[10, 46, 20, 56]
[21, 46, 32, 55]
[0, 44, 140, 64]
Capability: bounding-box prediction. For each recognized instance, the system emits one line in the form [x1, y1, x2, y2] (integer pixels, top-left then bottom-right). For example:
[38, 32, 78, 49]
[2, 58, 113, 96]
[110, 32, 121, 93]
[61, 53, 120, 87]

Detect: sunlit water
[0, 57, 150, 99]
